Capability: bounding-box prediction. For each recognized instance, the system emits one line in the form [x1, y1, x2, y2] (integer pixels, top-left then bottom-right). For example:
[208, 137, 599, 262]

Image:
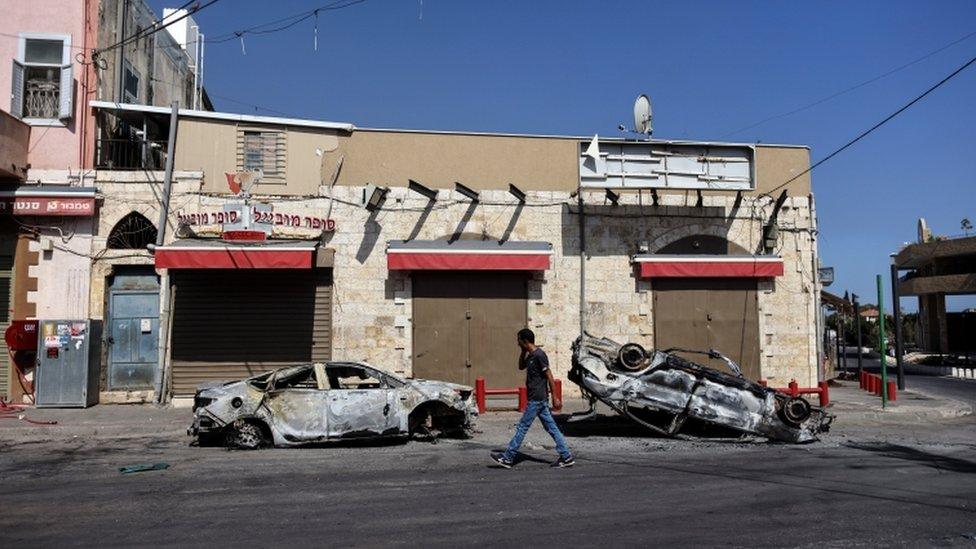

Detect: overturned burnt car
[189, 361, 477, 448]
[570, 335, 832, 443]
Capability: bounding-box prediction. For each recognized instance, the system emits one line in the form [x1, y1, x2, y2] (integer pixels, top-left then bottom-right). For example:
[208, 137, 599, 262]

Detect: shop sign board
[0, 196, 95, 216]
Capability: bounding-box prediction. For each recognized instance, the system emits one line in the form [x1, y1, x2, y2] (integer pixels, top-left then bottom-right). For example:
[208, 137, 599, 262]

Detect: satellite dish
[917, 217, 931, 243]
[634, 94, 652, 136]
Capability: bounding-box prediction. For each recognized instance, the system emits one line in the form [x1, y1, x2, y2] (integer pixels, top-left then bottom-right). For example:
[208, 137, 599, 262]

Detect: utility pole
[838, 314, 846, 371]
[853, 293, 863, 378]
[154, 101, 179, 403]
[890, 262, 906, 390]
[577, 193, 587, 340]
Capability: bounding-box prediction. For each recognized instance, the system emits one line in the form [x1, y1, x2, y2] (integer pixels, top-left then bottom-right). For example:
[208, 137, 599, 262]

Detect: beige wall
[175, 115, 810, 200]
[755, 145, 811, 196]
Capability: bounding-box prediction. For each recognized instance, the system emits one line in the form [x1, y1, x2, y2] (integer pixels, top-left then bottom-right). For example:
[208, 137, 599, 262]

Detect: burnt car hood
[570, 334, 832, 443]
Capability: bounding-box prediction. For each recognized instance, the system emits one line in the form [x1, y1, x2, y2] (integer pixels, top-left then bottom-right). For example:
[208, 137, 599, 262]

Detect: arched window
[107, 212, 158, 249]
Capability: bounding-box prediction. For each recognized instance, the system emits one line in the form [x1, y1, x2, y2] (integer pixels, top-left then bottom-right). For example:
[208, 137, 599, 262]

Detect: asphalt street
[2, 378, 976, 547]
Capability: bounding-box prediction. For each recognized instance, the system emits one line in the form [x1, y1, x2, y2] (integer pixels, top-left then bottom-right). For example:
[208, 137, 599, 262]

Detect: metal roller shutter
[0, 253, 11, 398]
[170, 269, 332, 396]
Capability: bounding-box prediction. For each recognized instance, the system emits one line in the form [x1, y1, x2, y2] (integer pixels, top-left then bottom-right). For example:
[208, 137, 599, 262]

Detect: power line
[95, 0, 220, 56]
[764, 53, 976, 197]
[206, 0, 367, 44]
[721, 29, 976, 139]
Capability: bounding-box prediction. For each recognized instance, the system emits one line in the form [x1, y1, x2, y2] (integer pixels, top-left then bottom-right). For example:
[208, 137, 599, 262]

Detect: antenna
[634, 94, 652, 136]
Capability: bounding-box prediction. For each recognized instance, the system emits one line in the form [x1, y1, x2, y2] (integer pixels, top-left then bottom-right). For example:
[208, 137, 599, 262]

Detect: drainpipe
[116, 0, 127, 103]
[578, 192, 587, 339]
[810, 192, 823, 382]
[153, 101, 178, 403]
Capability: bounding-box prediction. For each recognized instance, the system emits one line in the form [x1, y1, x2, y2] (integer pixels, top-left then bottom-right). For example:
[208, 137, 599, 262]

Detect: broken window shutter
[10, 60, 24, 119]
[58, 62, 73, 120]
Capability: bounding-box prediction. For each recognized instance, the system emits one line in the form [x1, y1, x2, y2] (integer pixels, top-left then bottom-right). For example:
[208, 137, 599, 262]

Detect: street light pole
[853, 293, 863, 378]
[890, 262, 906, 390]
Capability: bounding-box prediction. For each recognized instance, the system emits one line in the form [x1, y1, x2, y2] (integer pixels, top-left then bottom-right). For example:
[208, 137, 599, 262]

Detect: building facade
[0, 0, 207, 402]
[57, 102, 821, 404]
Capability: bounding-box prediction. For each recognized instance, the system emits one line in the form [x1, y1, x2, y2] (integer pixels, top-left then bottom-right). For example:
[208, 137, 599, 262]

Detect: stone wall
[85, 170, 820, 398]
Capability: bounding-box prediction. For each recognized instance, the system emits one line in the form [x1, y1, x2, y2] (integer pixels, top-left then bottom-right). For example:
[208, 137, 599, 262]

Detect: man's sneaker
[490, 451, 514, 468]
[551, 456, 575, 468]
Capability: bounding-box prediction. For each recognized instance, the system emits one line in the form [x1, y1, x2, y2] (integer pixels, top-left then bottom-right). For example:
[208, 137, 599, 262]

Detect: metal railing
[95, 138, 168, 170]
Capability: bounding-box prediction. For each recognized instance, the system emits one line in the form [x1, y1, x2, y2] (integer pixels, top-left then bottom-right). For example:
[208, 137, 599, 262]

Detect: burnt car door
[324, 363, 400, 438]
[263, 365, 330, 443]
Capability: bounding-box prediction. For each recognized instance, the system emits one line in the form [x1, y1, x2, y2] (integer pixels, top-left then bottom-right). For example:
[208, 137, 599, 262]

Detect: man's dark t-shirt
[523, 348, 550, 402]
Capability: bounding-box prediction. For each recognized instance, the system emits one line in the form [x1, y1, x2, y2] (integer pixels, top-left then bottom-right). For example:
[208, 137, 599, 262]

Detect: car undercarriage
[569, 334, 833, 443]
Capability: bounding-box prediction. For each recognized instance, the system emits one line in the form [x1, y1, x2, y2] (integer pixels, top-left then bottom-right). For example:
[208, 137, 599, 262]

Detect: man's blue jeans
[503, 400, 571, 461]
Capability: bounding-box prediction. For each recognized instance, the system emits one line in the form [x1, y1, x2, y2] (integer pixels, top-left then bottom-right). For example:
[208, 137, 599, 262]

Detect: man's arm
[546, 369, 562, 410]
[518, 349, 528, 370]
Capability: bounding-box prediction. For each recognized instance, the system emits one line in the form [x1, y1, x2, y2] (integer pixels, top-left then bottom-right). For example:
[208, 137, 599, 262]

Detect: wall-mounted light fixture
[408, 179, 438, 201]
[508, 183, 526, 203]
[363, 183, 389, 211]
[454, 181, 479, 202]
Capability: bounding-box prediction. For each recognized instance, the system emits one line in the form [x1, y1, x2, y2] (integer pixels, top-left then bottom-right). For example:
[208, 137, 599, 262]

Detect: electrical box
[34, 319, 102, 408]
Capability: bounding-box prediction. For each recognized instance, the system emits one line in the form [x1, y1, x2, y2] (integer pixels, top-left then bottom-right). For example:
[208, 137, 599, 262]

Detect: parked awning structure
[0, 186, 96, 216]
[387, 240, 552, 271]
[634, 255, 784, 278]
[155, 239, 319, 269]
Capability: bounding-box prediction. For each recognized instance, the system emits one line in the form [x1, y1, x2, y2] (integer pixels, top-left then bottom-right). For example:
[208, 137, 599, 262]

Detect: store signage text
[177, 209, 337, 231]
[0, 197, 95, 216]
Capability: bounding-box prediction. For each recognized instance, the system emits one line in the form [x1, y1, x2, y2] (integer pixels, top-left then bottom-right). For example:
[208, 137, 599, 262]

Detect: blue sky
[152, 0, 976, 311]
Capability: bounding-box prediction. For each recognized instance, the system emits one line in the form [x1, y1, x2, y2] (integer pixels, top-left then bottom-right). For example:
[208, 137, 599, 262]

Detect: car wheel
[229, 420, 268, 449]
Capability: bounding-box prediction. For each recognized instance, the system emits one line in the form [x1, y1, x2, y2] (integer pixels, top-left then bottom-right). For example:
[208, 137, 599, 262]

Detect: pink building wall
[0, 0, 98, 172]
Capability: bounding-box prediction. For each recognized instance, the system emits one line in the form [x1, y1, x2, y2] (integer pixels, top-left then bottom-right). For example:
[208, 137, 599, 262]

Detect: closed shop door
[653, 278, 760, 379]
[170, 269, 332, 396]
[0, 251, 11, 398]
[106, 267, 160, 390]
[413, 272, 527, 387]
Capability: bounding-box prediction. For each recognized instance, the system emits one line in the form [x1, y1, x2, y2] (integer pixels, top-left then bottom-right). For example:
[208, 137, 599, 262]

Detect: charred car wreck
[189, 362, 477, 448]
[570, 335, 832, 443]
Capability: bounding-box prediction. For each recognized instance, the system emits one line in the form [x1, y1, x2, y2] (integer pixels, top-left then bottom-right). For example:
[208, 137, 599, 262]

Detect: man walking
[491, 328, 575, 468]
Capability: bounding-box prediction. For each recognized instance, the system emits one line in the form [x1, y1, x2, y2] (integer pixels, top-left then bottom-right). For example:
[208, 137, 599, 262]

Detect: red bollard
[788, 380, 799, 397]
[475, 377, 486, 414]
[553, 379, 563, 411]
[818, 380, 830, 407]
[758, 379, 768, 387]
[518, 386, 528, 412]
[873, 376, 882, 396]
[887, 380, 897, 402]
[859, 372, 866, 390]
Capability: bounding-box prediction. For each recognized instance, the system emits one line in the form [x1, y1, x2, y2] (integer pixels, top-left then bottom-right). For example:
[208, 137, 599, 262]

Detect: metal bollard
[788, 380, 799, 397]
[475, 377, 486, 414]
[517, 387, 528, 412]
[818, 380, 830, 407]
[887, 380, 897, 402]
[758, 379, 768, 387]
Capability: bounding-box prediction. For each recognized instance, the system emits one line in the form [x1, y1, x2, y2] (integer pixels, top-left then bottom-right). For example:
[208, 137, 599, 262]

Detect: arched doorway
[107, 212, 158, 250]
[651, 235, 761, 379]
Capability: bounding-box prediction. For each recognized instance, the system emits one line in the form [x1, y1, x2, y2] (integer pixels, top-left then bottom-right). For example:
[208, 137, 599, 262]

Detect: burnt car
[188, 361, 477, 448]
[570, 334, 832, 443]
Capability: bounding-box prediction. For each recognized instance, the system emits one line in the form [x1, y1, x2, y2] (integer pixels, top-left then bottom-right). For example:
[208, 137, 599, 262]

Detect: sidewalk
[0, 404, 191, 444]
[826, 381, 973, 423]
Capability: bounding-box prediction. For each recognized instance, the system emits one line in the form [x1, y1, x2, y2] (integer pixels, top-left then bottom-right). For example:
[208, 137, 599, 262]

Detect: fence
[474, 377, 563, 414]
[95, 138, 168, 170]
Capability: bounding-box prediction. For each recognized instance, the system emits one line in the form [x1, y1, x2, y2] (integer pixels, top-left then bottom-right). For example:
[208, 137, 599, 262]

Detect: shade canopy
[634, 254, 784, 278]
[387, 240, 552, 271]
[155, 239, 318, 269]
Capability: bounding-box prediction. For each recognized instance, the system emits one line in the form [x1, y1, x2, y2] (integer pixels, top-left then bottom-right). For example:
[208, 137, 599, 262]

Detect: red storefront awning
[155, 239, 317, 269]
[634, 255, 784, 278]
[0, 186, 96, 216]
[387, 240, 552, 271]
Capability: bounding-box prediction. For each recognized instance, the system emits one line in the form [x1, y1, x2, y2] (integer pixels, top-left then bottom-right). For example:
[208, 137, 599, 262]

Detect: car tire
[229, 420, 268, 449]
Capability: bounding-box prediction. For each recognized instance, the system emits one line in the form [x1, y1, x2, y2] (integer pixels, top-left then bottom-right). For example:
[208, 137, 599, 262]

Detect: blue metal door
[106, 268, 160, 390]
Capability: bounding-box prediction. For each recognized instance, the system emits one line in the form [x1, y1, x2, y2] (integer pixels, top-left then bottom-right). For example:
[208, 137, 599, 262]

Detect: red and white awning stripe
[387, 240, 552, 271]
[634, 255, 784, 278]
[155, 241, 316, 269]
